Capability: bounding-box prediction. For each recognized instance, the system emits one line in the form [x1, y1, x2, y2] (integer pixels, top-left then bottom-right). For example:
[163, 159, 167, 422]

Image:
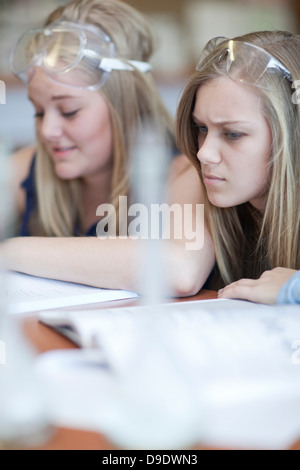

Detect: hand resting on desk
[219, 267, 297, 304]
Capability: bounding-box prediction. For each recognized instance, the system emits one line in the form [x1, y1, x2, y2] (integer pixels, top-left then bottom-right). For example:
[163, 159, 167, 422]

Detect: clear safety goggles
[196, 36, 293, 89]
[10, 21, 152, 90]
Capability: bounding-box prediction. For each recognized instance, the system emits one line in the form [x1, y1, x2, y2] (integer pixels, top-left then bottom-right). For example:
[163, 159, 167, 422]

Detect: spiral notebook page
[5, 271, 138, 315]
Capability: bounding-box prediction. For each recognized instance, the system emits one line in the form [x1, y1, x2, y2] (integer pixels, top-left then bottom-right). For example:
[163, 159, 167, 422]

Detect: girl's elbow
[171, 275, 204, 298]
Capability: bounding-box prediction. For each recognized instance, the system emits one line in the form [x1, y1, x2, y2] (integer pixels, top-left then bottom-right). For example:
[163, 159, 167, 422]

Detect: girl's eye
[62, 110, 79, 118]
[225, 132, 243, 140]
[192, 121, 207, 134]
[34, 110, 79, 119]
[198, 125, 208, 134]
[192, 124, 208, 135]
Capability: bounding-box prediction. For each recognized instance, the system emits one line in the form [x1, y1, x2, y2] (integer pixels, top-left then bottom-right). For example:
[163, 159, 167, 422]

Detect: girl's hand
[218, 267, 297, 304]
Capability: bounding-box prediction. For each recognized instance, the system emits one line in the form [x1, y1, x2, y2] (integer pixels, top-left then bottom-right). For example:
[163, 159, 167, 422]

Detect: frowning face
[193, 77, 272, 212]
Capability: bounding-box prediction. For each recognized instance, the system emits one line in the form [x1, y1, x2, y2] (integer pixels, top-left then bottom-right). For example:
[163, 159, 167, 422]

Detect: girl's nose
[39, 112, 63, 141]
[197, 132, 222, 165]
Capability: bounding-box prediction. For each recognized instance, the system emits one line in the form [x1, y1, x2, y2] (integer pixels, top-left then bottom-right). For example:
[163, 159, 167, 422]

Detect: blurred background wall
[0, 0, 299, 151]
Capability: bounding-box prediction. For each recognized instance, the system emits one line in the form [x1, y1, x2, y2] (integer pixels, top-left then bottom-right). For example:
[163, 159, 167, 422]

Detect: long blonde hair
[176, 31, 300, 286]
[31, 0, 175, 236]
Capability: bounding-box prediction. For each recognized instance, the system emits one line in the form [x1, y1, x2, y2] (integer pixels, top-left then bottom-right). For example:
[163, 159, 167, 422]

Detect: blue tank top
[20, 157, 97, 237]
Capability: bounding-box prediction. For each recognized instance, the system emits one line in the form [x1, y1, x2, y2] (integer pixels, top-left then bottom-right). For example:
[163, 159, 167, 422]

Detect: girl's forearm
[3, 237, 139, 291]
[2, 234, 215, 296]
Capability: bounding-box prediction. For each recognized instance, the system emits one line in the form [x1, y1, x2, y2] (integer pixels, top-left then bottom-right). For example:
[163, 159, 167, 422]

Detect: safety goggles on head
[196, 36, 293, 90]
[10, 21, 152, 90]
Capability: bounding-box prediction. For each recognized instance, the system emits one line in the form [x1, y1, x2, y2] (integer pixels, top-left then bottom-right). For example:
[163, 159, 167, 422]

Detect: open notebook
[36, 298, 300, 450]
[38, 298, 273, 347]
[5, 271, 138, 315]
[38, 298, 300, 353]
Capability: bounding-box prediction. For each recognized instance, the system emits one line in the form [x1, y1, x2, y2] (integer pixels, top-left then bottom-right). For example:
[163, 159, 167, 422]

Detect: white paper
[35, 301, 300, 449]
[5, 272, 138, 315]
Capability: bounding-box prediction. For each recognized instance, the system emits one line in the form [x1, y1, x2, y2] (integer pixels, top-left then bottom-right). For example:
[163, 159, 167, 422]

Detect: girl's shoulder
[11, 145, 36, 167]
[167, 154, 204, 204]
[10, 145, 36, 215]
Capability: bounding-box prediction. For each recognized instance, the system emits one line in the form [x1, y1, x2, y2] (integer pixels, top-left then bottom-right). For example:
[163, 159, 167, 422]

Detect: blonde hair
[31, 0, 175, 236]
[176, 31, 300, 286]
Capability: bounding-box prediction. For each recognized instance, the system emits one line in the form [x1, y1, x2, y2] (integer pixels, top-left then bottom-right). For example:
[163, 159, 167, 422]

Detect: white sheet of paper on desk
[5, 271, 138, 315]
[36, 301, 300, 449]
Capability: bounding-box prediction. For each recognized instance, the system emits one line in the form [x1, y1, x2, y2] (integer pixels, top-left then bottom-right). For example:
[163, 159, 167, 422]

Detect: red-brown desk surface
[16, 290, 300, 450]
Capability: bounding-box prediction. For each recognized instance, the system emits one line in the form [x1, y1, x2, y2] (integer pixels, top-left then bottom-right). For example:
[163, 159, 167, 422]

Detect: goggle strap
[100, 57, 152, 73]
[267, 57, 292, 81]
[128, 60, 152, 73]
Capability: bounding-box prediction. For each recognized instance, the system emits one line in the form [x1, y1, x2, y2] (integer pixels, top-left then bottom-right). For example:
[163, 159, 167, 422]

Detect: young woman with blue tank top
[3, 0, 207, 296]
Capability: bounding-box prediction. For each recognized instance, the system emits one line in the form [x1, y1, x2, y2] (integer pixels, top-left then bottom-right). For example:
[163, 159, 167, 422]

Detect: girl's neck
[81, 165, 113, 204]
[79, 167, 113, 233]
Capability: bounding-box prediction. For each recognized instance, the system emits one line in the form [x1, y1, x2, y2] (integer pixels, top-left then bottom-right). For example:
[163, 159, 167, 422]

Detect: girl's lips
[52, 146, 76, 158]
[203, 174, 225, 185]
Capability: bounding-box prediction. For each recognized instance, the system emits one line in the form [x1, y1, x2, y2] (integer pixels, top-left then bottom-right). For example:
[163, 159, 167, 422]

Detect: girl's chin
[207, 196, 236, 208]
[54, 166, 80, 181]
